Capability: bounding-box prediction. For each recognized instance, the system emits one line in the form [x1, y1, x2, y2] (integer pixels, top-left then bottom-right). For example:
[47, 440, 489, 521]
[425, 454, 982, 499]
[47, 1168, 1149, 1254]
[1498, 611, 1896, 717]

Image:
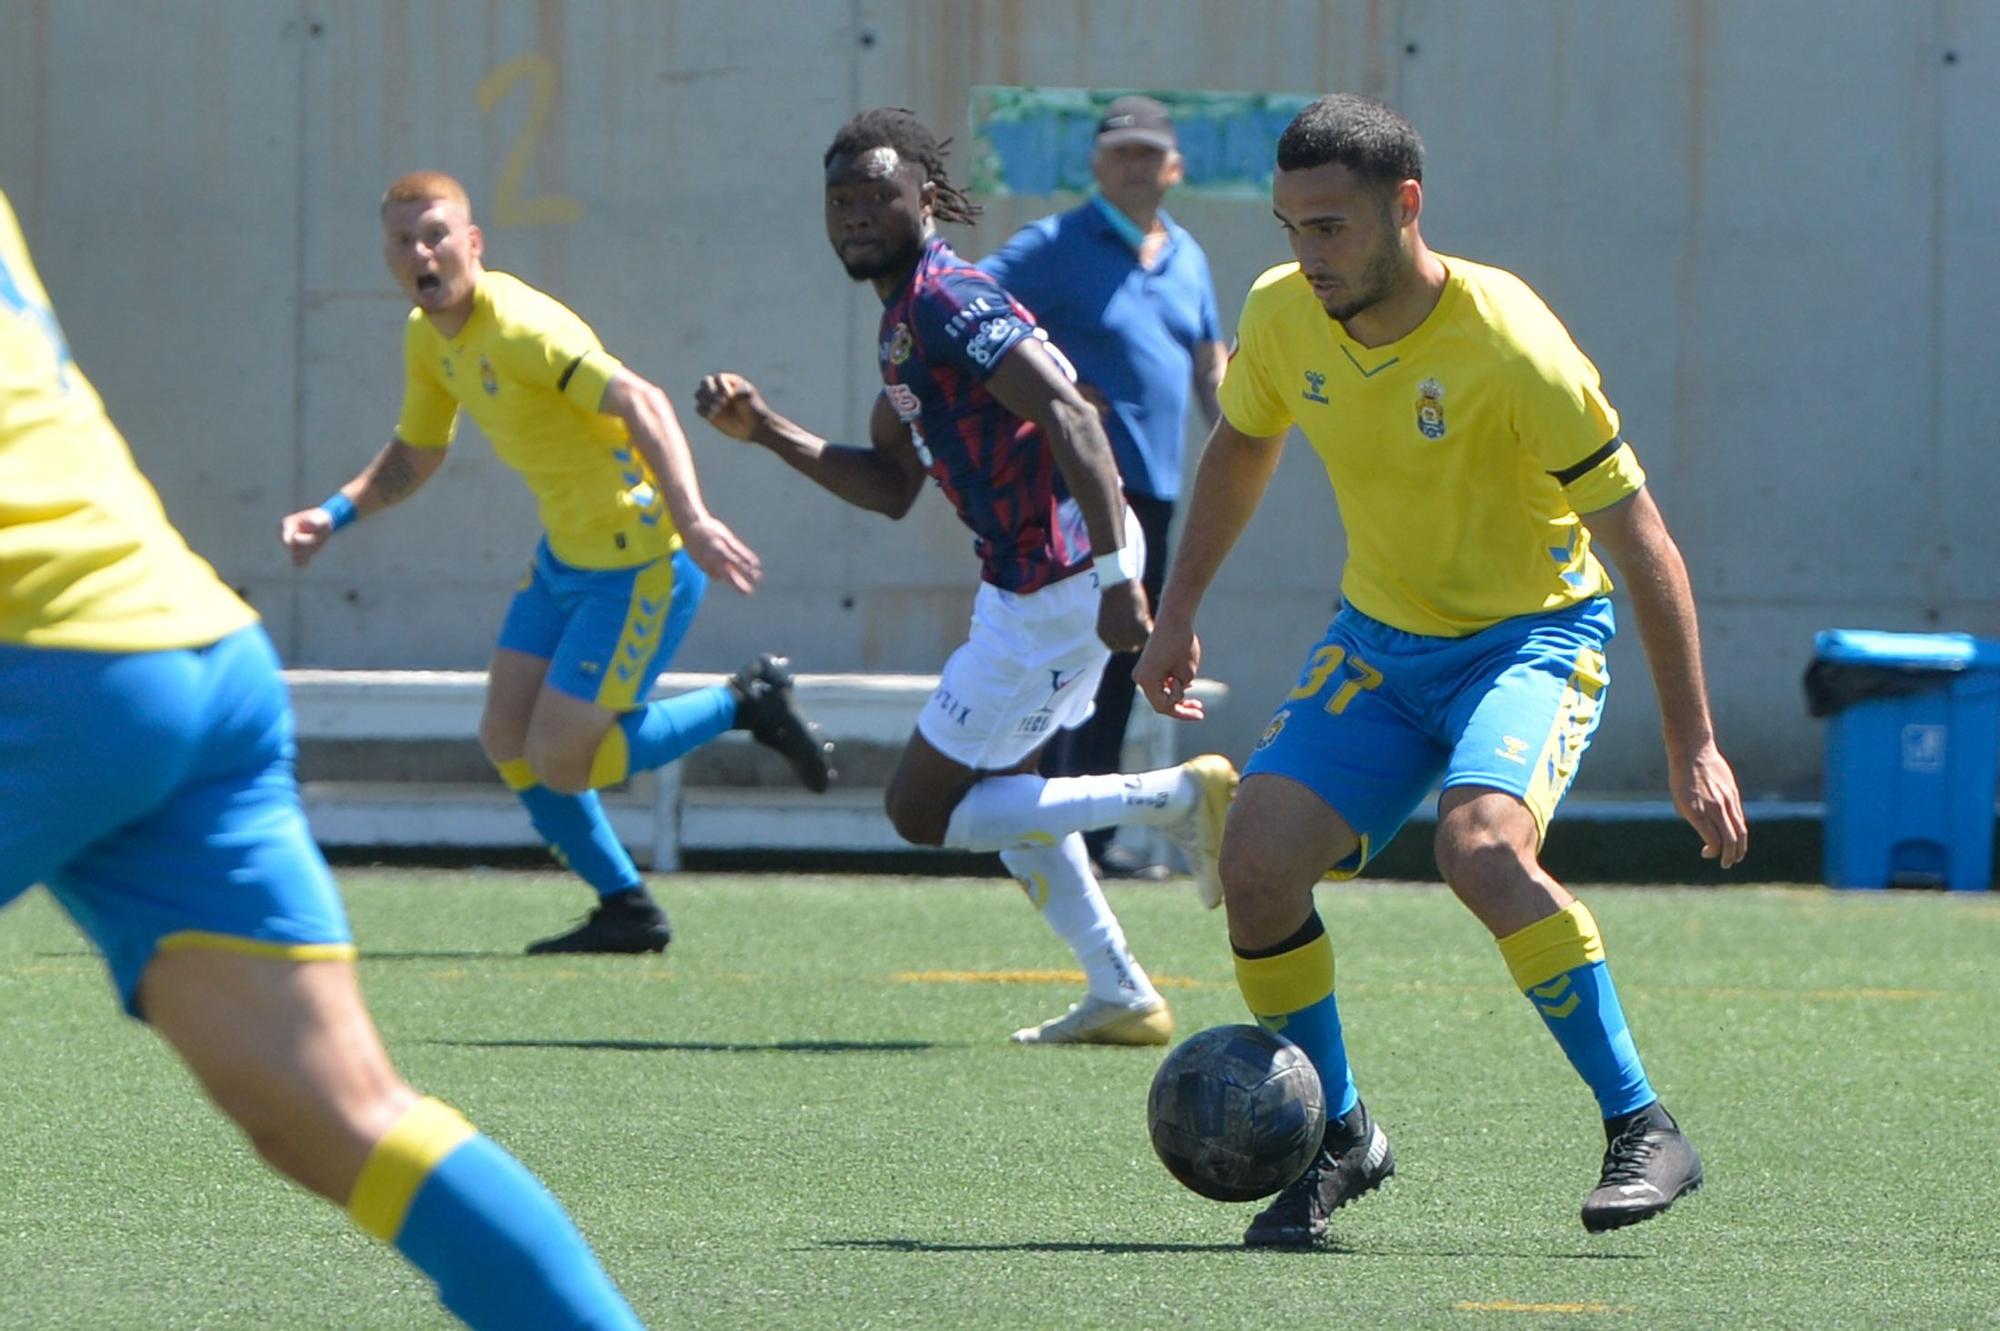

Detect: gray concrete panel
[3, 0, 1996, 797]
[0, 0, 305, 610]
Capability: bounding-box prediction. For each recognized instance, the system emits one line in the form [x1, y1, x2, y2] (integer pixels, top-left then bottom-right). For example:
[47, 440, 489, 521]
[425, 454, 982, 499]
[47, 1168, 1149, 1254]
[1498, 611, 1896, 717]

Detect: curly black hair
[824, 107, 981, 225]
[1276, 94, 1424, 189]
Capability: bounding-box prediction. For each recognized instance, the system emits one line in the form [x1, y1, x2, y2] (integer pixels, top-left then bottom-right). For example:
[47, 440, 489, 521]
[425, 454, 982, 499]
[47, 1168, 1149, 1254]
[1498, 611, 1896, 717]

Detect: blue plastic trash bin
[1806, 630, 2000, 890]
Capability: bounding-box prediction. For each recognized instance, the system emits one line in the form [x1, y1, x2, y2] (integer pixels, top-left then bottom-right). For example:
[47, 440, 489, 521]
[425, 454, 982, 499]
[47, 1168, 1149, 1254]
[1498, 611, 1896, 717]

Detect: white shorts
[917, 509, 1144, 771]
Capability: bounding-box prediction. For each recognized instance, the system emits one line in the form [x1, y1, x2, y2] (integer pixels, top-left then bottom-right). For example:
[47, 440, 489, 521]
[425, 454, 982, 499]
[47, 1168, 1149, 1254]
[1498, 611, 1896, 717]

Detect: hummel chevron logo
[1531, 975, 1580, 1019]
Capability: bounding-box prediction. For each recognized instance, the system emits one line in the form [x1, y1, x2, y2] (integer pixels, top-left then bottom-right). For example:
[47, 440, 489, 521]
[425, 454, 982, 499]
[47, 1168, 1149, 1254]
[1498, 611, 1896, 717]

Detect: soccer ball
[1146, 1024, 1325, 1202]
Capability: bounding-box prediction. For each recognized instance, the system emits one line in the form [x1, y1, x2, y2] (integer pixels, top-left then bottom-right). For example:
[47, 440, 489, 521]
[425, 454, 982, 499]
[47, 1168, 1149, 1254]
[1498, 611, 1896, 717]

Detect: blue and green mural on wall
[968, 87, 1313, 199]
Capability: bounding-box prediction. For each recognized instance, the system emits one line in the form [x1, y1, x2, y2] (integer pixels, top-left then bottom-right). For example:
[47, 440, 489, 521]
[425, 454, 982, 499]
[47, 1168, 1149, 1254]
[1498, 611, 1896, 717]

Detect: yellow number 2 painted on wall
[474, 54, 585, 228]
[1283, 644, 1385, 716]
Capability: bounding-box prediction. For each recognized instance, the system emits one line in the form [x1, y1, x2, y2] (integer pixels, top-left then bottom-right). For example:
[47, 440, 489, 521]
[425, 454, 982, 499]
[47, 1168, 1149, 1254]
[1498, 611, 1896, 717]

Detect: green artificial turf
[2, 871, 1994, 1329]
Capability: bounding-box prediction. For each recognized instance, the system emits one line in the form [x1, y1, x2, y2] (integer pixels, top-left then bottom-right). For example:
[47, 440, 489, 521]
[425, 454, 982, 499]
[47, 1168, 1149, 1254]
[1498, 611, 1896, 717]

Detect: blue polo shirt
[979, 198, 1222, 501]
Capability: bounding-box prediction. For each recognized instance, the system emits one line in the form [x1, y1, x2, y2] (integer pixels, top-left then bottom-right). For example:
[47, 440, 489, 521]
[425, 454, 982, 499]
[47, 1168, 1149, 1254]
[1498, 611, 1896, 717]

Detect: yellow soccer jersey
[0, 189, 255, 651]
[395, 270, 677, 570]
[1219, 255, 1646, 637]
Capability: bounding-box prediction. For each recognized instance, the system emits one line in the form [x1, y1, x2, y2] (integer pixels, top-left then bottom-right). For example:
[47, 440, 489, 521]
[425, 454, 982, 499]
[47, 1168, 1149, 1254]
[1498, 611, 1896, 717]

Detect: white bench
[282, 668, 1225, 871]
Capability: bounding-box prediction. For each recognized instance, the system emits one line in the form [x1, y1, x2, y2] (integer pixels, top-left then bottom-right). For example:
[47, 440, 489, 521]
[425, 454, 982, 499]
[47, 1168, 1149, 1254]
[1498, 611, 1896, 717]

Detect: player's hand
[1135, 614, 1206, 720]
[1671, 740, 1749, 869]
[279, 507, 335, 568]
[1096, 577, 1151, 654]
[693, 373, 770, 443]
[680, 512, 763, 595]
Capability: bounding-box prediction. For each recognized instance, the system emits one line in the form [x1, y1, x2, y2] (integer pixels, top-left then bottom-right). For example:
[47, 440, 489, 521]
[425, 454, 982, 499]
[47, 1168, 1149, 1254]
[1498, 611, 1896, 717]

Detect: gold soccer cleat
[1009, 995, 1173, 1046]
[1169, 754, 1239, 910]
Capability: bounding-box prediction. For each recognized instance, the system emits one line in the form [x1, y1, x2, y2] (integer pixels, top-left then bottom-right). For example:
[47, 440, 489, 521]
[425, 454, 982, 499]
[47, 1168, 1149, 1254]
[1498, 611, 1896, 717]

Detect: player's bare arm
[982, 337, 1150, 653]
[278, 438, 447, 568]
[599, 367, 761, 595]
[1582, 486, 1749, 868]
[1192, 341, 1228, 427]
[1135, 418, 1288, 719]
[694, 372, 926, 518]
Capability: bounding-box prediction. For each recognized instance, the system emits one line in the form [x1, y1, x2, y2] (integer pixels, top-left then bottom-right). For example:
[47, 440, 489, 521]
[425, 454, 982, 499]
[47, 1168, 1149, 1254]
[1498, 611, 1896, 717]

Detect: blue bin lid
[1812, 629, 2000, 671]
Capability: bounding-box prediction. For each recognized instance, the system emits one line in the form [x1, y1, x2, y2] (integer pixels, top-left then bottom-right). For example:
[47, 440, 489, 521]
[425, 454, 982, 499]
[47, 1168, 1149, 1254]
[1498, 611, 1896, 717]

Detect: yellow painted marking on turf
[1454, 1300, 1634, 1314]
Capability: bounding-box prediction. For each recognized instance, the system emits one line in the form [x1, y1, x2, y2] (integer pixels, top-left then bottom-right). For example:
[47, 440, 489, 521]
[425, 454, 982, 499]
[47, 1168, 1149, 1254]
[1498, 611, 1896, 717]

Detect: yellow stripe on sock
[1497, 900, 1604, 992]
[587, 723, 631, 789]
[155, 932, 358, 963]
[1013, 870, 1049, 909]
[496, 757, 539, 792]
[346, 1097, 477, 1243]
[1233, 931, 1335, 1017]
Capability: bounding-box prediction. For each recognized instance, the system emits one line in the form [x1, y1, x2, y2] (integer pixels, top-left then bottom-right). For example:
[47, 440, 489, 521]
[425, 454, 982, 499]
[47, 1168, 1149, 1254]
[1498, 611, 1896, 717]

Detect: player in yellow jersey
[0, 186, 643, 1327]
[281, 172, 832, 954]
[1135, 96, 1750, 1245]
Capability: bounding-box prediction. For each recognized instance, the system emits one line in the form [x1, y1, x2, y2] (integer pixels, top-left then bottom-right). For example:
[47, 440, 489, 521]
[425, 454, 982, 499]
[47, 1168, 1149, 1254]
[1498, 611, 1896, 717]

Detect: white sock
[943, 768, 1193, 853]
[1001, 833, 1159, 1006]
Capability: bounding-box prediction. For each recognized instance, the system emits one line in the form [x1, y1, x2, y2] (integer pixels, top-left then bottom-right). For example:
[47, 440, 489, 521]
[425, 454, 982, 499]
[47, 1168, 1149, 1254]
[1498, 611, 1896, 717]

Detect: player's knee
[883, 786, 948, 846]
[1433, 819, 1529, 893]
[1217, 834, 1288, 917]
[523, 735, 592, 795]
[221, 1080, 413, 1204]
[477, 709, 530, 769]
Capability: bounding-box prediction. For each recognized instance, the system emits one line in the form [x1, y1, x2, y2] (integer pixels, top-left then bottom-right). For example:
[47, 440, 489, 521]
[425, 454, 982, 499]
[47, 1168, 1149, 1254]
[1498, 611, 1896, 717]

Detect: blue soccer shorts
[1243, 598, 1615, 877]
[0, 625, 354, 1016]
[496, 539, 705, 709]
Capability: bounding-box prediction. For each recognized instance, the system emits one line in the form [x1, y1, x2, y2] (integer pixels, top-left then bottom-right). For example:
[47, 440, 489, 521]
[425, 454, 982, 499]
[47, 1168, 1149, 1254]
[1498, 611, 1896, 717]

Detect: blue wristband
[321, 493, 358, 531]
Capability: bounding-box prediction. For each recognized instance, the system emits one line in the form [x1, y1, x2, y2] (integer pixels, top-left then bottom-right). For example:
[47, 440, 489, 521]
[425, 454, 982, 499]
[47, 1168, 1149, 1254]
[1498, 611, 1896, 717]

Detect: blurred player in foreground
[0, 185, 644, 1328]
[696, 109, 1237, 1046]
[1136, 95, 1748, 1245]
[282, 172, 832, 955]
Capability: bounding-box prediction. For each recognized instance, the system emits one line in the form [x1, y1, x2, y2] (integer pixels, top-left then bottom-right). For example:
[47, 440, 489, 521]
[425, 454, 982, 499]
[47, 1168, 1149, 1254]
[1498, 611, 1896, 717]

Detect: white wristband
[1094, 545, 1143, 587]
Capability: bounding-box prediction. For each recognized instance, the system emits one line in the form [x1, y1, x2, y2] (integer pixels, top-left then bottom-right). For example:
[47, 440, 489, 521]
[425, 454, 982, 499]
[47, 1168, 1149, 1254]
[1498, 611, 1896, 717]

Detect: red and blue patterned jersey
[879, 236, 1091, 593]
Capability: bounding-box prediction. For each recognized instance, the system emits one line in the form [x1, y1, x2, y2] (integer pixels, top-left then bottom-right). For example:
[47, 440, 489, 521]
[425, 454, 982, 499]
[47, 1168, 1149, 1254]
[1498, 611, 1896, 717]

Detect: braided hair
[824, 107, 981, 225]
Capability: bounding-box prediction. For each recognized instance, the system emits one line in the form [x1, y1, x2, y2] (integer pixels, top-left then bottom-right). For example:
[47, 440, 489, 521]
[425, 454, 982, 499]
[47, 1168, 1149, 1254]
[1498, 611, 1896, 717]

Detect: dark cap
[1095, 95, 1176, 151]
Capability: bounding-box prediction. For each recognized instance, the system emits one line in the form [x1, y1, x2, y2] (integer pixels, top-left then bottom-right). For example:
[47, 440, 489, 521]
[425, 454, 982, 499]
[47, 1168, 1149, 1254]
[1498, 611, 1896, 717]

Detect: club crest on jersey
[479, 356, 499, 396]
[1416, 378, 1446, 438]
[1255, 709, 1290, 751]
[1301, 369, 1329, 404]
[882, 322, 913, 366]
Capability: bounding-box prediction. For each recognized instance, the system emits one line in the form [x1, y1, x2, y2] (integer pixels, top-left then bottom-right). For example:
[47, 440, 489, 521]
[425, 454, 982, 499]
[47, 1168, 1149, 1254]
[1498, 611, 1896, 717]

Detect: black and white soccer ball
[1146, 1023, 1326, 1202]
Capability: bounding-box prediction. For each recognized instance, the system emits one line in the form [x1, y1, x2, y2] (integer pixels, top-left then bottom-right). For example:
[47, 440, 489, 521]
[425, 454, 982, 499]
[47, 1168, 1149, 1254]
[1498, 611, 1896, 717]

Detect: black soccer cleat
[525, 888, 672, 955]
[1243, 1098, 1395, 1248]
[730, 653, 836, 793]
[1581, 1100, 1703, 1232]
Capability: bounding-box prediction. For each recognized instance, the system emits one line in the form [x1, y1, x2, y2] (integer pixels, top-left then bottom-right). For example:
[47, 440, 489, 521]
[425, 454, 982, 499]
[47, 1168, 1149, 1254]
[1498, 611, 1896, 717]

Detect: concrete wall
[3, 0, 1995, 799]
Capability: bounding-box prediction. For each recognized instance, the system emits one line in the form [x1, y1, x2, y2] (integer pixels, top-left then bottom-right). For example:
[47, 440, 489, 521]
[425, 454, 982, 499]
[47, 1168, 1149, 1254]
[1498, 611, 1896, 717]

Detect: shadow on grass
[436, 1037, 939, 1054]
[823, 1237, 1649, 1261]
[360, 950, 519, 961]
[822, 1237, 1245, 1255]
